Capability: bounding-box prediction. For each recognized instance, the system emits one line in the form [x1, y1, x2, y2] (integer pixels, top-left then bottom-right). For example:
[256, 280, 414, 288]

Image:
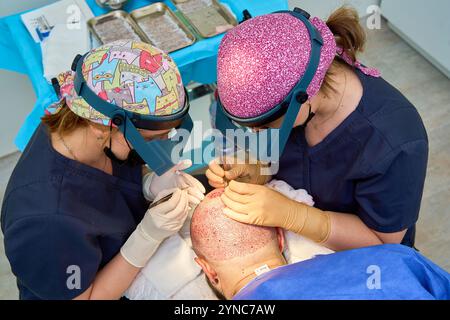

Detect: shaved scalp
[191, 189, 277, 261]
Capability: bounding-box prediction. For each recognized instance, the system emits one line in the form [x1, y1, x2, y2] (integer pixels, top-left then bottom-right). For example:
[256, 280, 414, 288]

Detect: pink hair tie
[336, 46, 381, 77]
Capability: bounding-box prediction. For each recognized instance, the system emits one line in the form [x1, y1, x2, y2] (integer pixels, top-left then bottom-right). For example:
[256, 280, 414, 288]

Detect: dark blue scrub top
[274, 69, 428, 247]
[234, 244, 450, 300]
[1, 124, 148, 300]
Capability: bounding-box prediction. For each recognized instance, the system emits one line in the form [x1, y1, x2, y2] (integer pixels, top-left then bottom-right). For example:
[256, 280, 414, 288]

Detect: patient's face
[191, 188, 277, 261]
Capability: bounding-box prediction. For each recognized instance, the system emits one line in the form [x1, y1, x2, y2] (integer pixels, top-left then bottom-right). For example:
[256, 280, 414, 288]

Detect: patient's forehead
[191, 188, 275, 261]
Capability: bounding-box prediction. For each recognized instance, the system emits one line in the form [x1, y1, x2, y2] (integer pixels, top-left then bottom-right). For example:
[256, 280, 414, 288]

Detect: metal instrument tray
[172, 0, 237, 38]
[88, 10, 149, 45]
[130, 2, 196, 53]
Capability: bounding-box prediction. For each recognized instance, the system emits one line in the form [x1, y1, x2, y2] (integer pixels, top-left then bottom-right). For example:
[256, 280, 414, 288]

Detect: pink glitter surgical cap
[217, 13, 352, 119]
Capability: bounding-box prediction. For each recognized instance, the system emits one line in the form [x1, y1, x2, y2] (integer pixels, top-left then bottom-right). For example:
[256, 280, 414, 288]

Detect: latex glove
[142, 159, 205, 205]
[221, 181, 331, 243]
[206, 156, 271, 188]
[121, 188, 190, 268]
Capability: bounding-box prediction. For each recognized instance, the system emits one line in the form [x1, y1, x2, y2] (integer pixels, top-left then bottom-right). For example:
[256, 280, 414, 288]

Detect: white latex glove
[142, 159, 206, 205]
[121, 188, 190, 268]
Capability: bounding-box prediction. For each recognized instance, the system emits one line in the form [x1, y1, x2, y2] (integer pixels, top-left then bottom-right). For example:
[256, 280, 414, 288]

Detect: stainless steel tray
[172, 0, 237, 38]
[87, 10, 150, 45]
[130, 2, 196, 53]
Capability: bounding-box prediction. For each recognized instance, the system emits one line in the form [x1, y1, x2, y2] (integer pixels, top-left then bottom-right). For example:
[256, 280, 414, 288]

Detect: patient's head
[191, 189, 277, 260]
[191, 188, 285, 299]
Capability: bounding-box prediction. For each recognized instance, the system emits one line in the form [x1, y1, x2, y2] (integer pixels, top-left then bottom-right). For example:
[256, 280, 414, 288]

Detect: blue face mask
[214, 8, 323, 161]
[72, 55, 193, 175]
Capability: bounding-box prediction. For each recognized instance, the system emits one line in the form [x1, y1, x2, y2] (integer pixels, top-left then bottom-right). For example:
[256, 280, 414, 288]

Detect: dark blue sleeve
[355, 140, 428, 233]
[3, 214, 102, 300]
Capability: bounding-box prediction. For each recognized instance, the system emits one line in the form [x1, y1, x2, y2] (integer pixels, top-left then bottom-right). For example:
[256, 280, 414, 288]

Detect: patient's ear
[195, 257, 219, 285]
[276, 228, 285, 252]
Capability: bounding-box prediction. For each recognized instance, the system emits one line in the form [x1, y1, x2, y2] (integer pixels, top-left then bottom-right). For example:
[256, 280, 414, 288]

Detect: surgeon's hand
[221, 181, 331, 243]
[206, 156, 271, 188]
[143, 159, 205, 206]
[121, 188, 190, 267]
[143, 188, 191, 240]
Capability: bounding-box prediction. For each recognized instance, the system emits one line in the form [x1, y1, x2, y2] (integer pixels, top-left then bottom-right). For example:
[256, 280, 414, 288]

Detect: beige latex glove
[142, 159, 205, 205]
[121, 188, 190, 268]
[221, 181, 331, 243]
[206, 155, 271, 188]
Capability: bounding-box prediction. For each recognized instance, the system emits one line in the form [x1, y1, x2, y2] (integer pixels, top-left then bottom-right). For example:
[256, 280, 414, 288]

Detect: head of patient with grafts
[190, 188, 287, 299]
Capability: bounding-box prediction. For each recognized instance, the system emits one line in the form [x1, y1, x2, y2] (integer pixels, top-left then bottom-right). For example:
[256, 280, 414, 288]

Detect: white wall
[0, 72, 36, 156]
[0, 0, 58, 156]
[381, 0, 450, 78]
[288, 0, 381, 19]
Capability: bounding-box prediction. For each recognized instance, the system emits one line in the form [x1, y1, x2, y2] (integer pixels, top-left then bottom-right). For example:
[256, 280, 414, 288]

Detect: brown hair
[41, 104, 90, 135]
[321, 6, 366, 97]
